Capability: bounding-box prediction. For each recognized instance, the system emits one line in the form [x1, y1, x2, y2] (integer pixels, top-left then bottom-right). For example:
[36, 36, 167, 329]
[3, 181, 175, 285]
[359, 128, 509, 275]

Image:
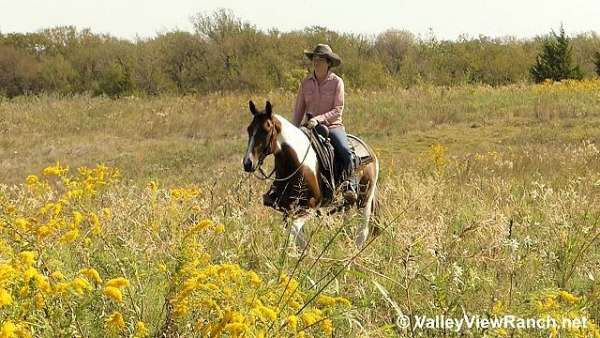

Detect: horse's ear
[249, 100, 258, 115]
[265, 101, 272, 117]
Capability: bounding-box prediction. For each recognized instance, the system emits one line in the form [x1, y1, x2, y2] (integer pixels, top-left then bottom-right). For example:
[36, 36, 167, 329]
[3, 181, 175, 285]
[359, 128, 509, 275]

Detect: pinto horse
[243, 100, 379, 249]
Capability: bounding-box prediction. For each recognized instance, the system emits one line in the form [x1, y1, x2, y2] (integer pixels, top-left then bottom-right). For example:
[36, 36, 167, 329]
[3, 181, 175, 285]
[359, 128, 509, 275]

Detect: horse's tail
[369, 158, 383, 237]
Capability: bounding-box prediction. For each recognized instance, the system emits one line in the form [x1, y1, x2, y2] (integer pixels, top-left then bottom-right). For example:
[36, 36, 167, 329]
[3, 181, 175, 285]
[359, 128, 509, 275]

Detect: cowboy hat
[304, 44, 342, 67]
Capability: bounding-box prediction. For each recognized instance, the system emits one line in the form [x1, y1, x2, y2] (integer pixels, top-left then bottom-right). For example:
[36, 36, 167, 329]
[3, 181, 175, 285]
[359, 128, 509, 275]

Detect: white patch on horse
[244, 127, 258, 164]
[273, 114, 318, 176]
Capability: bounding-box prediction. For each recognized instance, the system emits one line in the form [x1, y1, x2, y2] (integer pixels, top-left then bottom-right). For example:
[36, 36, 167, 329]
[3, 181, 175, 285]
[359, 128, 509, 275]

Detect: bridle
[253, 126, 311, 182]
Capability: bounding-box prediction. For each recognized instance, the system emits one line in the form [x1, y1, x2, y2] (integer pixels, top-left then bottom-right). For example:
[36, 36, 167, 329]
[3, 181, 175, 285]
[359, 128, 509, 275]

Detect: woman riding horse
[263, 44, 358, 208]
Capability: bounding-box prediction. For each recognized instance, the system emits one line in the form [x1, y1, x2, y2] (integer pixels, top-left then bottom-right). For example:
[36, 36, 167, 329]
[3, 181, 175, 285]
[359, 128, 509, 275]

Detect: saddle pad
[348, 134, 374, 165]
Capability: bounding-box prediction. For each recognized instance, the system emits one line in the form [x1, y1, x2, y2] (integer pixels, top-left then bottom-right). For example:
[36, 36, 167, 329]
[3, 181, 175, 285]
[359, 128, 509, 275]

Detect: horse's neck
[273, 115, 315, 176]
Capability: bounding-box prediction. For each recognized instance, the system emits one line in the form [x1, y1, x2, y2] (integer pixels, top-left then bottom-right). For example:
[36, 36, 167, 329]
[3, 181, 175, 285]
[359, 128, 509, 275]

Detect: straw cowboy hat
[304, 44, 342, 67]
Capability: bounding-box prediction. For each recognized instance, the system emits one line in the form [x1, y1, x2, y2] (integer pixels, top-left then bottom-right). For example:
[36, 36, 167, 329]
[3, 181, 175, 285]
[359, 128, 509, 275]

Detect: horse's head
[243, 100, 280, 172]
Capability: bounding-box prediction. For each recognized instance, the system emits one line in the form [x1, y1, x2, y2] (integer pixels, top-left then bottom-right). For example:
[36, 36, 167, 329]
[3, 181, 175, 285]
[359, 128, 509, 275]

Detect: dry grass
[1, 82, 599, 337]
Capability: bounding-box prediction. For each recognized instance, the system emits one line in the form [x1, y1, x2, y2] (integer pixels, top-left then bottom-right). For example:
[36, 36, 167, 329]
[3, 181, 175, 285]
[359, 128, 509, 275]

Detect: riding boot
[342, 173, 358, 203]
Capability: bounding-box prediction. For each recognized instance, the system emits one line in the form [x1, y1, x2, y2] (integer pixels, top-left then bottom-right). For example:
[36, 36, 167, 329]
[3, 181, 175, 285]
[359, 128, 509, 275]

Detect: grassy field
[0, 81, 599, 337]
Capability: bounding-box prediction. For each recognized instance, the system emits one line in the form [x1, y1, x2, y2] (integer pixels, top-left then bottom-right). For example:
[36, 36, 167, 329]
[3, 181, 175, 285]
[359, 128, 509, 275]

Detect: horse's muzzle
[243, 158, 255, 172]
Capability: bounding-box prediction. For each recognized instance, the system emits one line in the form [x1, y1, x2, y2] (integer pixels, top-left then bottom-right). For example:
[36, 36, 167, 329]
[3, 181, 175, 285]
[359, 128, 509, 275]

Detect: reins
[253, 128, 312, 182]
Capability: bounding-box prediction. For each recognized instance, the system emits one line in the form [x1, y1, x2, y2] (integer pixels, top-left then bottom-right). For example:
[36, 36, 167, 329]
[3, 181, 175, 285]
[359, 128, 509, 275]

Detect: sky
[1, 0, 599, 41]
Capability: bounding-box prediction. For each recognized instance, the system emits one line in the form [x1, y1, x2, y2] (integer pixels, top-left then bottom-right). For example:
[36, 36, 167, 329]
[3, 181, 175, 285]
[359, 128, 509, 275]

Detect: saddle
[301, 124, 374, 204]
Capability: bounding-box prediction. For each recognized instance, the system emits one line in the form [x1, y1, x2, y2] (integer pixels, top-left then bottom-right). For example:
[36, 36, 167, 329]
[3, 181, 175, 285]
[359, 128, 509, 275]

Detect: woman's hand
[306, 118, 319, 129]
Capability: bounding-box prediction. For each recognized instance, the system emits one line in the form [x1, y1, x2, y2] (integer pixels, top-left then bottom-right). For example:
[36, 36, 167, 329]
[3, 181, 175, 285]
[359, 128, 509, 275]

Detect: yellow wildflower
[80, 268, 102, 284]
[559, 290, 579, 304]
[103, 286, 123, 302]
[321, 319, 333, 336]
[0, 288, 12, 307]
[60, 229, 79, 243]
[134, 321, 149, 337]
[34, 275, 51, 293]
[53, 282, 70, 295]
[72, 211, 84, 226]
[34, 293, 45, 309]
[105, 277, 130, 289]
[214, 223, 225, 234]
[248, 271, 261, 286]
[36, 225, 52, 238]
[316, 295, 337, 307]
[1, 321, 17, 338]
[0, 265, 15, 284]
[191, 219, 213, 233]
[224, 323, 248, 336]
[50, 271, 65, 280]
[42, 162, 68, 177]
[18, 286, 29, 298]
[148, 181, 158, 193]
[254, 305, 277, 322]
[89, 212, 101, 234]
[287, 315, 298, 330]
[15, 218, 29, 231]
[71, 277, 92, 295]
[101, 208, 112, 219]
[106, 311, 126, 331]
[23, 267, 39, 283]
[300, 309, 322, 326]
[25, 175, 39, 186]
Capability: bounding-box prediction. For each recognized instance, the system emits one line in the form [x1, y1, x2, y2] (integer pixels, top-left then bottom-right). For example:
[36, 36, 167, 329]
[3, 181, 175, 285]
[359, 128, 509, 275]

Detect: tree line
[1, 9, 600, 98]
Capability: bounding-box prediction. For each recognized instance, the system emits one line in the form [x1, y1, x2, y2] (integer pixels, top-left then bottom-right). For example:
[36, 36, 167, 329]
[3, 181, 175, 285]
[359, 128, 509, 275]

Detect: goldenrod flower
[191, 219, 212, 233]
[134, 321, 149, 337]
[321, 319, 333, 336]
[34, 293, 45, 309]
[34, 275, 51, 293]
[105, 277, 130, 289]
[1, 321, 17, 338]
[559, 290, 579, 304]
[71, 277, 92, 295]
[0, 265, 15, 284]
[42, 162, 68, 177]
[50, 271, 65, 280]
[316, 295, 337, 307]
[286, 315, 298, 330]
[0, 288, 12, 307]
[72, 211, 84, 226]
[248, 271, 261, 286]
[214, 223, 225, 234]
[23, 267, 39, 283]
[103, 286, 123, 302]
[106, 311, 126, 331]
[148, 181, 158, 193]
[80, 268, 102, 284]
[25, 175, 39, 186]
[224, 323, 248, 336]
[89, 212, 101, 234]
[36, 225, 52, 238]
[60, 229, 79, 243]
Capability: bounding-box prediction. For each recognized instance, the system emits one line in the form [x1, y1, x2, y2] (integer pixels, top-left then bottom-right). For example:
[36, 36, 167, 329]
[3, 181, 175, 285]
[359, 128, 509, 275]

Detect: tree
[530, 26, 583, 82]
[594, 51, 600, 77]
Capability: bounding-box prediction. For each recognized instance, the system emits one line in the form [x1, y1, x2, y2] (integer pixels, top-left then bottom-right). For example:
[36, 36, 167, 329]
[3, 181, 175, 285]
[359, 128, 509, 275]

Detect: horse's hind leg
[289, 214, 309, 251]
[355, 162, 379, 248]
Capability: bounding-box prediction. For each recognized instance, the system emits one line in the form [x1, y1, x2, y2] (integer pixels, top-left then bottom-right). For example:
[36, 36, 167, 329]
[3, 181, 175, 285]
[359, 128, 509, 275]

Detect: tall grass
[1, 81, 599, 337]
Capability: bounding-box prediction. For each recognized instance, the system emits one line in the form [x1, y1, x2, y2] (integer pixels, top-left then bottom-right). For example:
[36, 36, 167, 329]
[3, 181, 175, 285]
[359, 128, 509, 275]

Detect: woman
[294, 43, 357, 202]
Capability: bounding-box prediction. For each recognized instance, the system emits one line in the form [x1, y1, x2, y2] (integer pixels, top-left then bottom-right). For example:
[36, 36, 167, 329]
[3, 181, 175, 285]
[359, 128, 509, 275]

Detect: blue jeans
[328, 126, 355, 186]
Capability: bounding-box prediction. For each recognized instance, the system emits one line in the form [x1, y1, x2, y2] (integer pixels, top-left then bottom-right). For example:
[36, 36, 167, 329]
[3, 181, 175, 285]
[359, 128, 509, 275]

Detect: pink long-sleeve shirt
[292, 71, 344, 128]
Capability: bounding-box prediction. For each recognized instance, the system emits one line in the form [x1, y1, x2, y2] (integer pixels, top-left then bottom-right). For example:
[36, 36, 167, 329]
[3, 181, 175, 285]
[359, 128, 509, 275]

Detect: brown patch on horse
[272, 143, 321, 213]
[356, 161, 376, 208]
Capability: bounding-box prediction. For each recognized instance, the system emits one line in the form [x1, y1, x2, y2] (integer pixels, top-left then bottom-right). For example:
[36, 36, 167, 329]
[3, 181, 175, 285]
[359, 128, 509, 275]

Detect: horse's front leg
[286, 213, 310, 251]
